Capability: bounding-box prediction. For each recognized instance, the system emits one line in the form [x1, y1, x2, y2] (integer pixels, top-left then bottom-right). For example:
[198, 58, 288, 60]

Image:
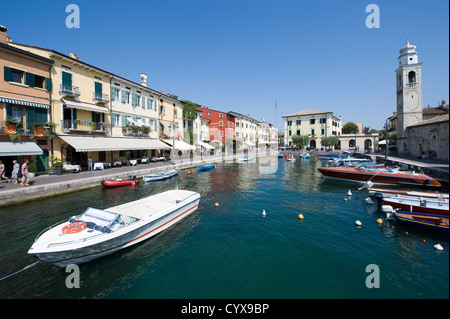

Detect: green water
[0, 158, 448, 299]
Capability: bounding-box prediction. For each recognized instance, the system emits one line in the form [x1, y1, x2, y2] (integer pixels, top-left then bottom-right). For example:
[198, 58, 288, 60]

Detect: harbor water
[0, 157, 448, 298]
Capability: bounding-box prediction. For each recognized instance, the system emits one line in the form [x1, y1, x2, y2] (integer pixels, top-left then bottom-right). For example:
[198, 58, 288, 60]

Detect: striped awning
[58, 135, 171, 152]
[62, 99, 109, 114]
[0, 96, 50, 109]
[0, 141, 43, 156]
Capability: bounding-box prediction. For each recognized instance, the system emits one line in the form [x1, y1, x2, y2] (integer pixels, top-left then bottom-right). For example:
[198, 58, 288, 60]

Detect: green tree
[342, 122, 359, 134]
[181, 100, 198, 121]
[292, 135, 309, 148]
[321, 136, 340, 149]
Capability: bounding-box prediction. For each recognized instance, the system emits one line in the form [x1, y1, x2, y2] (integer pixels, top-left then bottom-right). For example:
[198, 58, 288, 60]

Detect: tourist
[21, 159, 30, 186]
[11, 160, 19, 184]
[0, 160, 10, 183]
[88, 157, 93, 171]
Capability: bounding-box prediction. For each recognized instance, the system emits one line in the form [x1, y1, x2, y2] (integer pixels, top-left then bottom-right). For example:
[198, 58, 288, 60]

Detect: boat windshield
[78, 208, 120, 228]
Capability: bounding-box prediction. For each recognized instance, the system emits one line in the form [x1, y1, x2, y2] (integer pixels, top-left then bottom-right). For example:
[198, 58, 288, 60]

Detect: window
[296, 120, 301, 125]
[288, 130, 292, 136]
[11, 69, 24, 84]
[320, 118, 326, 124]
[310, 119, 315, 125]
[114, 88, 120, 101]
[296, 129, 300, 135]
[34, 75, 45, 89]
[126, 92, 130, 104]
[136, 95, 141, 107]
[287, 120, 292, 126]
[311, 129, 315, 135]
[219, 121, 223, 127]
[219, 113, 223, 117]
[321, 128, 325, 135]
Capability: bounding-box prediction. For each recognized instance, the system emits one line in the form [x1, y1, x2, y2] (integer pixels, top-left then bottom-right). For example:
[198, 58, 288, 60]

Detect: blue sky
[1, 0, 448, 131]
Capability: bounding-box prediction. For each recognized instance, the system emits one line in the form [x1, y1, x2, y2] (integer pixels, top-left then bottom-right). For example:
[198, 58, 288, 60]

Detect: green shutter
[62, 71, 72, 90]
[142, 96, 145, 108]
[72, 108, 77, 129]
[131, 93, 136, 106]
[121, 90, 126, 103]
[111, 86, 115, 100]
[45, 78, 52, 91]
[26, 107, 35, 131]
[147, 98, 150, 109]
[25, 72, 36, 87]
[3, 66, 11, 82]
[121, 114, 127, 126]
[95, 82, 102, 96]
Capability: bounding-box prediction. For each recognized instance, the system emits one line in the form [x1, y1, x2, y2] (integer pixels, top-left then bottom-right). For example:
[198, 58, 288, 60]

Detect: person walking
[11, 160, 19, 184]
[0, 160, 10, 183]
[21, 159, 30, 186]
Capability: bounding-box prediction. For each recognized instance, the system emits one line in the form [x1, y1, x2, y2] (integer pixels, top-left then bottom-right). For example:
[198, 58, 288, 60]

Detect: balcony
[61, 120, 110, 133]
[406, 82, 418, 88]
[59, 84, 81, 97]
[93, 92, 110, 104]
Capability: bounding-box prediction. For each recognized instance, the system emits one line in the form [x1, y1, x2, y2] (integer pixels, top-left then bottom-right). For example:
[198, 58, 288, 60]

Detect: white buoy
[262, 210, 266, 217]
[434, 243, 444, 251]
[355, 220, 362, 226]
[347, 190, 352, 196]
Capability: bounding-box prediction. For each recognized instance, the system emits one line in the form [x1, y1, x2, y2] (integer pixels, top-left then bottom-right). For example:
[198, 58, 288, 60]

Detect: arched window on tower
[407, 71, 417, 88]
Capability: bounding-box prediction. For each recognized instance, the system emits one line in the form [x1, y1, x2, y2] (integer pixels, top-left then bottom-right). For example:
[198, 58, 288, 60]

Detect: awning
[196, 141, 214, 150]
[0, 96, 50, 109]
[162, 139, 196, 151]
[62, 99, 109, 114]
[58, 135, 171, 152]
[0, 141, 43, 156]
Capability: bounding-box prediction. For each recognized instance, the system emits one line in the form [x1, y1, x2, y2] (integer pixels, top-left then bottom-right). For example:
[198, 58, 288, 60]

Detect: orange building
[0, 25, 54, 173]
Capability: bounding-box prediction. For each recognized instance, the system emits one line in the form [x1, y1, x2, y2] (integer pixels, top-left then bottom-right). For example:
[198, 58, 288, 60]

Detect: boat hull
[381, 197, 448, 216]
[28, 191, 200, 267]
[143, 169, 178, 182]
[102, 179, 138, 187]
[394, 211, 449, 234]
[198, 164, 215, 171]
[317, 167, 441, 187]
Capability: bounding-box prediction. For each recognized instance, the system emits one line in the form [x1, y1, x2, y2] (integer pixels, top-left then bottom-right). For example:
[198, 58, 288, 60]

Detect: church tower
[395, 41, 423, 154]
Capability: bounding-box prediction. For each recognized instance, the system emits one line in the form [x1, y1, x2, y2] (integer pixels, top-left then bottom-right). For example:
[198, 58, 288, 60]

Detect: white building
[282, 109, 342, 148]
[228, 111, 259, 149]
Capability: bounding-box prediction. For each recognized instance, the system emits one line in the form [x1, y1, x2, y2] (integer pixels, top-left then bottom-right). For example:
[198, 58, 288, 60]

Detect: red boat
[317, 166, 441, 187]
[381, 196, 448, 216]
[102, 177, 139, 187]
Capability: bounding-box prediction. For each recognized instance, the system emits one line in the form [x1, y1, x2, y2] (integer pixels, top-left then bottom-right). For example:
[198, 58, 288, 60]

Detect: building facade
[282, 109, 342, 148]
[197, 106, 236, 146]
[228, 111, 259, 149]
[1, 26, 54, 172]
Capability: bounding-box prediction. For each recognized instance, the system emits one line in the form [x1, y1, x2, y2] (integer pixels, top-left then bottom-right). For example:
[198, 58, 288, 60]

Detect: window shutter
[45, 78, 52, 91]
[111, 87, 115, 100]
[147, 98, 150, 109]
[26, 107, 35, 131]
[142, 96, 145, 109]
[111, 113, 116, 126]
[25, 72, 36, 87]
[62, 71, 72, 90]
[132, 93, 136, 106]
[121, 89, 126, 103]
[3, 66, 12, 82]
[95, 82, 102, 98]
[121, 114, 126, 126]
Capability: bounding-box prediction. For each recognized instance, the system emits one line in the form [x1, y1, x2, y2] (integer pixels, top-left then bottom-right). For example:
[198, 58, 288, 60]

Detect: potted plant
[46, 156, 63, 175]
[4, 116, 20, 134]
[43, 121, 57, 135]
[32, 122, 45, 136]
[125, 151, 131, 166]
[27, 162, 37, 180]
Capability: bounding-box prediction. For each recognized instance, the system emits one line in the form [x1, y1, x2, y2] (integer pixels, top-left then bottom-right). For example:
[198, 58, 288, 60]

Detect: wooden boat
[392, 211, 449, 234]
[28, 189, 201, 267]
[380, 196, 448, 216]
[317, 166, 441, 187]
[102, 177, 139, 187]
[143, 168, 179, 182]
[198, 163, 216, 171]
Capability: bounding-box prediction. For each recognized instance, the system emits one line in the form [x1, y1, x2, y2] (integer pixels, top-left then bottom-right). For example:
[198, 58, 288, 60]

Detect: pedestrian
[0, 160, 11, 183]
[88, 157, 93, 171]
[21, 159, 30, 186]
[11, 160, 19, 184]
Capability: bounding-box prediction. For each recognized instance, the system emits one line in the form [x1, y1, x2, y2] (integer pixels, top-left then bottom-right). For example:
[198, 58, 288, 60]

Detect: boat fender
[343, 197, 348, 202]
[434, 243, 444, 251]
[62, 222, 87, 234]
[262, 210, 266, 217]
[355, 220, 362, 226]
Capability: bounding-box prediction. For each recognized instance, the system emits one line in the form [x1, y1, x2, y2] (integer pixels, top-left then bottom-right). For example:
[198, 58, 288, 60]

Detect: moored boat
[300, 153, 310, 159]
[380, 195, 448, 216]
[286, 155, 295, 162]
[102, 176, 139, 187]
[368, 187, 449, 199]
[198, 163, 216, 171]
[143, 168, 179, 182]
[28, 189, 201, 267]
[389, 210, 449, 234]
[317, 166, 441, 187]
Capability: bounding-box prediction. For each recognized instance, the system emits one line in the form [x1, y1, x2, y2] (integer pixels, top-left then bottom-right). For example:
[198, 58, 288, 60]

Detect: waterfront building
[0, 26, 54, 173]
[257, 119, 277, 149]
[282, 109, 342, 148]
[197, 106, 236, 148]
[228, 111, 258, 150]
[394, 41, 449, 161]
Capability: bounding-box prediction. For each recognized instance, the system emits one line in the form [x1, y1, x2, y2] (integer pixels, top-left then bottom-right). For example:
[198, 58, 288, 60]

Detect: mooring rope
[0, 261, 40, 282]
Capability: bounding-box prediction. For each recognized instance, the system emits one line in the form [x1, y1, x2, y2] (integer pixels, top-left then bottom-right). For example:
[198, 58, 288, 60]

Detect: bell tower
[395, 41, 423, 154]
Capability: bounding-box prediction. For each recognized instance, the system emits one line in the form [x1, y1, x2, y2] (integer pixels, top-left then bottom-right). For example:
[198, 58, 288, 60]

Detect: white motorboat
[143, 168, 179, 182]
[28, 189, 200, 267]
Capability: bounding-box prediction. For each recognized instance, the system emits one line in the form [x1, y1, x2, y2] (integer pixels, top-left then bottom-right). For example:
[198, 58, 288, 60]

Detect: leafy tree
[292, 135, 309, 148]
[321, 136, 340, 149]
[181, 100, 198, 121]
[342, 122, 359, 134]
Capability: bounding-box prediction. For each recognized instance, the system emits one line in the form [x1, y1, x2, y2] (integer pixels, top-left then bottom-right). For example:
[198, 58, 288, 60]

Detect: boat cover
[70, 208, 120, 233]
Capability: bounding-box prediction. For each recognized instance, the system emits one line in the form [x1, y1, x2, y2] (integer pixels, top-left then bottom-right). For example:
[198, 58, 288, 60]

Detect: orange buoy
[215, 203, 219, 207]
[343, 198, 348, 202]
[62, 222, 87, 234]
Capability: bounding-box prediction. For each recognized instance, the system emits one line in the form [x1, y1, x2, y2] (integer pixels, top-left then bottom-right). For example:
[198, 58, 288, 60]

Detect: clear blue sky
[1, 0, 448, 131]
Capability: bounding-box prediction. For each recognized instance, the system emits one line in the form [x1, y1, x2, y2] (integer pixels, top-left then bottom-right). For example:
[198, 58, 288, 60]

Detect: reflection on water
[0, 157, 448, 299]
